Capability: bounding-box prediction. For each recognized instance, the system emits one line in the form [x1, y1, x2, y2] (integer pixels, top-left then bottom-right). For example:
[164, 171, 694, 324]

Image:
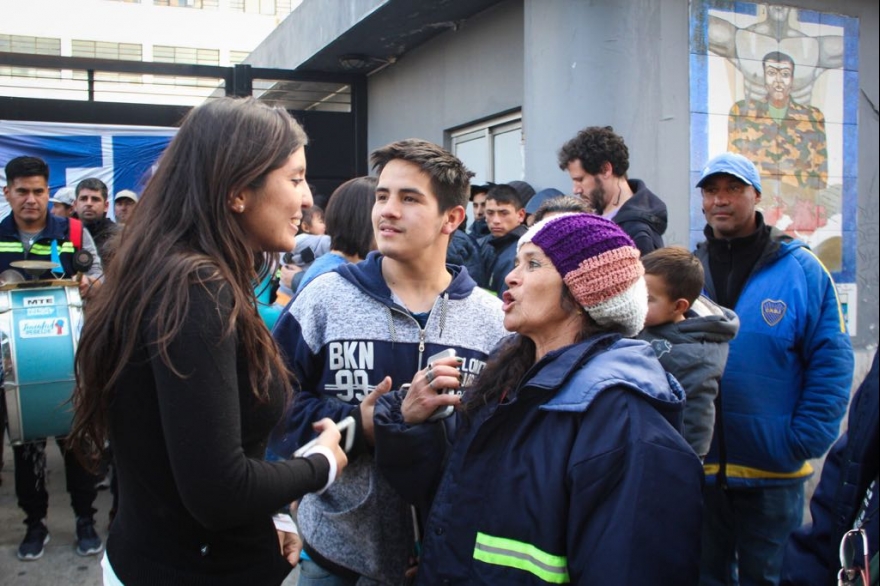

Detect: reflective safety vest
[0, 214, 82, 278]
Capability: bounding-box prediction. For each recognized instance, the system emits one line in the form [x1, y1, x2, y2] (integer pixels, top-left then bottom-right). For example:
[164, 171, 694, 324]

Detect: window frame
[448, 111, 523, 185]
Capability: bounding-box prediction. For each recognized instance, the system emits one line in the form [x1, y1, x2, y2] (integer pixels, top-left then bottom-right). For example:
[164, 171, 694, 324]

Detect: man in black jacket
[558, 125, 667, 256]
[477, 183, 527, 295]
[74, 177, 120, 262]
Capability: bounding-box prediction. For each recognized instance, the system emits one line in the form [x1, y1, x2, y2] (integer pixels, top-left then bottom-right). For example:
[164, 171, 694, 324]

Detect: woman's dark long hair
[462, 286, 603, 415]
[69, 97, 308, 468]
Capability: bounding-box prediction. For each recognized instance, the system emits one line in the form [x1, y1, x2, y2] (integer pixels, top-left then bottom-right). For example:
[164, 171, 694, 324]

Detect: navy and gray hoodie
[637, 295, 740, 457]
[613, 178, 667, 256]
[268, 251, 507, 584]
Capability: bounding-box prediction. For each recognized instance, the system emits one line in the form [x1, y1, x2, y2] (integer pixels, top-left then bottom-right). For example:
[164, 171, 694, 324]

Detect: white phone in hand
[426, 349, 457, 422]
[293, 415, 355, 457]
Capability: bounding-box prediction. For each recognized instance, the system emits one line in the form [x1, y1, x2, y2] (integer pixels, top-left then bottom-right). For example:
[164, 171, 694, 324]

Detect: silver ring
[425, 368, 435, 384]
[428, 379, 436, 391]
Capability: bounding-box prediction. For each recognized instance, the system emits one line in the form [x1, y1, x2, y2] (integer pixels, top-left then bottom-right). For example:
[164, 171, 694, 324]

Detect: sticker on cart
[19, 318, 68, 338]
[22, 295, 56, 307]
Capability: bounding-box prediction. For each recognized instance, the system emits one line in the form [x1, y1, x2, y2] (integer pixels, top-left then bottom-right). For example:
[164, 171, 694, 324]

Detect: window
[229, 50, 250, 65]
[449, 112, 524, 227]
[72, 40, 142, 61]
[153, 0, 219, 8]
[0, 34, 61, 56]
[449, 112, 523, 185]
[71, 40, 144, 84]
[153, 45, 219, 66]
[0, 34, 61, 78]
[152, 45, 221, 90]
[230, 0, 297, 16]
[256, 0, 276, 15]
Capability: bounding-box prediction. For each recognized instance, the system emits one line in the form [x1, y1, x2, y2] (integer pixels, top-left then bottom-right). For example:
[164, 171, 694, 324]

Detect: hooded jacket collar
[487, 224, 528, 252]
[334, 251, 479, 307]
[614, 179, 668, 235]
[521, 335, 685, 420]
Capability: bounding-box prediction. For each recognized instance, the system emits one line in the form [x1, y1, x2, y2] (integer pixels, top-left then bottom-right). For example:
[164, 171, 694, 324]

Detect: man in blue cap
[693, 152, 854, 585]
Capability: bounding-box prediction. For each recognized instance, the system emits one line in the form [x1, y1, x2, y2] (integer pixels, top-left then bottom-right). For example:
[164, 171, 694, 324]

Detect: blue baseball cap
[696, 152, 762, 193]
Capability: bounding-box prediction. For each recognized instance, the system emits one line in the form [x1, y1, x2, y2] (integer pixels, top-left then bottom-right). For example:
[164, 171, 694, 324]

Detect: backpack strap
[68, 217, 83, 250]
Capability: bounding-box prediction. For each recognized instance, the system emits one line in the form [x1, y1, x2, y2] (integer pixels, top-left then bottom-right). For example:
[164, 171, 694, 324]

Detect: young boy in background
[637, 246, 739, 459]
[300, 205, 326, 236]
[476, 183, 527, 295]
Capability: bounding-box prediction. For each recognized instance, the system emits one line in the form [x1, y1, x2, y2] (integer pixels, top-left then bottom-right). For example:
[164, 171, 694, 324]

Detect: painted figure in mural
[727, 50, 832, 251]
[709, 4, 846, 271]
[708, 4, 844, 104]
[728, 51, 827, 192]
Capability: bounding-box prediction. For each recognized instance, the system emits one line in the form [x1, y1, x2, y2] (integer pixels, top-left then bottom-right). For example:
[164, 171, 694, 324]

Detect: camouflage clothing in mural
[727, 98, 828, 191]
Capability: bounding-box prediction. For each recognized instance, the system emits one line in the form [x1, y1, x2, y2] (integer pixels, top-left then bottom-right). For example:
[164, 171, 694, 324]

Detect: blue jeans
[297, 559, 358, 586]
[699, 483, 804, 586]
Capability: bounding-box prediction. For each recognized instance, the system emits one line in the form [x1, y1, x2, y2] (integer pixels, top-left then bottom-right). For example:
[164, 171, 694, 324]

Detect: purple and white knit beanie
[517, 213, 647, 337]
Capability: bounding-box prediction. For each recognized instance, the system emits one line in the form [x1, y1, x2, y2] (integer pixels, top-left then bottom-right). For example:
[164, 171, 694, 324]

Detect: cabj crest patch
[650, 338, 673, 358]
[761, 299, 787, 326]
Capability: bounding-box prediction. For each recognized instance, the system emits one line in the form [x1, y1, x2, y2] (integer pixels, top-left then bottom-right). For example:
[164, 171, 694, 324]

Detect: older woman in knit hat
[373, 213, 703, 585]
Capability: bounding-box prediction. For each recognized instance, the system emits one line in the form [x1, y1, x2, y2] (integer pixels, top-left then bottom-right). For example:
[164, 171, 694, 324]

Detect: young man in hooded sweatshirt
[268, 139, 507, 585]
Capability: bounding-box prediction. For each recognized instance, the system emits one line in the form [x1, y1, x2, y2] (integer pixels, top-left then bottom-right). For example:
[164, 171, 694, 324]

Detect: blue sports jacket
[696, 228, 853, 487]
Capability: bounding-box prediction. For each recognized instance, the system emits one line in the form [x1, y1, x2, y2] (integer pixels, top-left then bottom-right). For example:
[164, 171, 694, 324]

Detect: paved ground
[0, 435, 299, 585]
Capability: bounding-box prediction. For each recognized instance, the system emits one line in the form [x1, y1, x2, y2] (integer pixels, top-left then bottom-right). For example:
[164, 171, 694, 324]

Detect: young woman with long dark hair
[69, 97, 348, 585]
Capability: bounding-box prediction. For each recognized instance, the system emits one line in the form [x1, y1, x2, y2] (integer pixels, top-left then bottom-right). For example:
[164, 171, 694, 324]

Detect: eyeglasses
[701, 184, 748, 197]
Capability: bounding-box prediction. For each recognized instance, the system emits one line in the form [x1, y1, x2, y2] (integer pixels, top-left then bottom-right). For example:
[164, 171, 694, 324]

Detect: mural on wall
[689, 1, 859, 281]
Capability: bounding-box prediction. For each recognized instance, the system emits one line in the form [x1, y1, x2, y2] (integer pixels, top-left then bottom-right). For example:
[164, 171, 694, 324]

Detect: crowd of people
[0, 96, 873, 586]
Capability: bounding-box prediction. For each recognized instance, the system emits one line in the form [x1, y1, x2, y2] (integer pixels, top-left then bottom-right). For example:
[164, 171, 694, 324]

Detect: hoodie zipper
[387, 292, 450, 370]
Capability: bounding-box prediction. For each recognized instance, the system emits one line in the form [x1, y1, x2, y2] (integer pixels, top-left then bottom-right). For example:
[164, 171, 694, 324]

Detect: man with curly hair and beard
[558, 125, 667, 256]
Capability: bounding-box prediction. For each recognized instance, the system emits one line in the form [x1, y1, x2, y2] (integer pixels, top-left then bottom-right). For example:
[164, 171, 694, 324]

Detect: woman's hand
[401, 355, 463, 425]
[311, 418, 348, 474]
[277, 529, 302, 566]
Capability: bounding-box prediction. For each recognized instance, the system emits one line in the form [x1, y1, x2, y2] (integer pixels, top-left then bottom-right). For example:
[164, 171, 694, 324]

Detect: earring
[237, 205, 244, 212]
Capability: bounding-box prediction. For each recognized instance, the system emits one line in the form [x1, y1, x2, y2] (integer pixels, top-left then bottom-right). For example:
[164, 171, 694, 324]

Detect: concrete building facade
[247, 0, 878, 364]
